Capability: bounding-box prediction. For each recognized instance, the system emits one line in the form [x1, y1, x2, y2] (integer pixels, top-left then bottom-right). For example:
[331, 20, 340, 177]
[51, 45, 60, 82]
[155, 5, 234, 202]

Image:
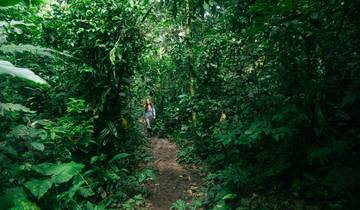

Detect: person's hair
[144, 99, 153, 110]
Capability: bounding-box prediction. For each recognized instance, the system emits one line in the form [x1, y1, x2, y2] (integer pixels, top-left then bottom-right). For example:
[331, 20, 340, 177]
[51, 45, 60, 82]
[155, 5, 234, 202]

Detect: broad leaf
[52, 162, 84, 184]
[0, 60, 48, 85]
[32, 161, 85, 184]
[24, 179, 52, 199]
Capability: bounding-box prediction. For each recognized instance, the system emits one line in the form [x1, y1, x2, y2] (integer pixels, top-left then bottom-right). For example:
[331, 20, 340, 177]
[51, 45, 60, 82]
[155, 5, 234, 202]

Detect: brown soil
[146, 137, 202, 210]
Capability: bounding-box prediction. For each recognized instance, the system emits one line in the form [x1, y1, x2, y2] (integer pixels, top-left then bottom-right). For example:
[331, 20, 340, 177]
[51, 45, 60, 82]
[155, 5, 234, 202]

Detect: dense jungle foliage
[1, 0, 359, 209]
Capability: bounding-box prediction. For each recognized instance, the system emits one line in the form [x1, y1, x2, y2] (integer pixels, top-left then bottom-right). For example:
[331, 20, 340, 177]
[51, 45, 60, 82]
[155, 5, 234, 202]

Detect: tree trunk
[184, 0, 196, 126]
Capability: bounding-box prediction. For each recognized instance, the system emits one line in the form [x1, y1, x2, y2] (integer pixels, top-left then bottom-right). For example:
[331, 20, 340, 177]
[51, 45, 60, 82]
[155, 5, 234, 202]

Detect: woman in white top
[144, 99, 156, 136]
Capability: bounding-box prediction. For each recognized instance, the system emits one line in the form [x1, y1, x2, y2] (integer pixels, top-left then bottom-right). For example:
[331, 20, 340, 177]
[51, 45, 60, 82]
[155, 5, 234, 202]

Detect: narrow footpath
[146, 137, 202, 210]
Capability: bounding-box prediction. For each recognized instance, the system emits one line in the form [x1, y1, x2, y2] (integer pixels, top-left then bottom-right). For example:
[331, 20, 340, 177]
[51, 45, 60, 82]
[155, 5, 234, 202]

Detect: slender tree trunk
[184, 0, 197, 126]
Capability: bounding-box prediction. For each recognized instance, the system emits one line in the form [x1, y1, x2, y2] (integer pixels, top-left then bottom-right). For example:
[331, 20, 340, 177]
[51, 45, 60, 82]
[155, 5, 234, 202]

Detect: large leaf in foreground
[0, 60, 47, 85]
[33, 161, 85, 184]
[24, 179, 52, 199]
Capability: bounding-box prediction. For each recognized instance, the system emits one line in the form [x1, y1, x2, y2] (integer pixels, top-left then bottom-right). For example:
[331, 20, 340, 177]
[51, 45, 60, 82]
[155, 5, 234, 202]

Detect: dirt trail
[146, 137, 202, 210]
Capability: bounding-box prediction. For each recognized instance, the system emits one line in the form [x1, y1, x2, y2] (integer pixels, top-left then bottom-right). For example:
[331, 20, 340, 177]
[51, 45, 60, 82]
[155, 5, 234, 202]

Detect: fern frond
[0, 44, 54, 58]
[0, 44, 77, 60]
[0, 102, 35, 116]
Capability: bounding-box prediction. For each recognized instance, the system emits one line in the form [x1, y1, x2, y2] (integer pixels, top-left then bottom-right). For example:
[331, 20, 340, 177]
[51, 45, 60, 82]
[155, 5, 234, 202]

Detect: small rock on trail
[146, 137, 202, 210]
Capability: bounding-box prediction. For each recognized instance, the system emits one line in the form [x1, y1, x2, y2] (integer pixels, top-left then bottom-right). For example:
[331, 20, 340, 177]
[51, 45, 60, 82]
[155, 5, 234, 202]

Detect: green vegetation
[1, 0, 359, 209]
[1, 0, 149, 209]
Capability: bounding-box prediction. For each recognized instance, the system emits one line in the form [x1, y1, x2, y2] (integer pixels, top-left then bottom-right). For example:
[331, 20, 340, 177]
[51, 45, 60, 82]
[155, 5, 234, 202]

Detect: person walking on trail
[144, 99, 156, 136]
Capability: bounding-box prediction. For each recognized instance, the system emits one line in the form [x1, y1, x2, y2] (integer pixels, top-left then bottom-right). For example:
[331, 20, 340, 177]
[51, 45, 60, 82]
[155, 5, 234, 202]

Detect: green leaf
[0, 60, 48, 85]
[105, 170, 120, 180]
[10, 200, 40, 210]
[137, 169, 156, 183]
[30, 142, 45, 151]
[222, 193, 236, 200]
[52, 164, 85, 184]
[0, 144, 18, 157]
[32, 161, 85, 184]
[32, 162, 59, 175]
[111, 152, 130, 161]
[0, 0, 21, 6]
[24, 179, 53, 199]
[7, 125, 43, 140]
[57, 180, 83, 201]
[0, 103, 35, 115]
[0, 187, 28, 209]
[0, 44, 54, 58]
[0, 44, 77, 60]
[90, 154, 107, 164]
[170, 199, 187, 210]
[85, 201, 107, 210]
[78, 188, 95, 198]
